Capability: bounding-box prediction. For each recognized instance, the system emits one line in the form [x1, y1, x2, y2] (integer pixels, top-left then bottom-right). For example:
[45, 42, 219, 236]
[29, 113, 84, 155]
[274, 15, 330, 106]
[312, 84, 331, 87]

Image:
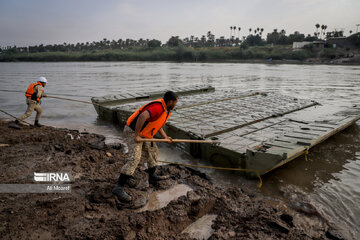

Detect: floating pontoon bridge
[91, 85, 360, 176]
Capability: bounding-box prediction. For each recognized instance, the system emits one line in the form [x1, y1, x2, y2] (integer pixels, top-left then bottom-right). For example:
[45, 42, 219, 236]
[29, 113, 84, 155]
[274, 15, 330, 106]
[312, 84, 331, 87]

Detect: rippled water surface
[0, 62, 359, 238]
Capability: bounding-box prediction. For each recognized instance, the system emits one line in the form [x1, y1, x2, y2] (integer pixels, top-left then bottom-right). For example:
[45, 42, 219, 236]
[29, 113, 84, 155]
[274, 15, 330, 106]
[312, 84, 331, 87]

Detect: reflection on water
[137, 184, 192, 212]
[0, 62, 359, 237]
[313, 159, 360, 239]
[181, 214, 218, 240]
[261, 124, 360, 238]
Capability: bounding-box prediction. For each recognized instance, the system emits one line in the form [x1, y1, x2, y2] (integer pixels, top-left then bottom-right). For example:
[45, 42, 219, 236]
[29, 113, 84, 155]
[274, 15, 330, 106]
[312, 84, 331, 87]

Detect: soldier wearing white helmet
[10, 77, 48, 129]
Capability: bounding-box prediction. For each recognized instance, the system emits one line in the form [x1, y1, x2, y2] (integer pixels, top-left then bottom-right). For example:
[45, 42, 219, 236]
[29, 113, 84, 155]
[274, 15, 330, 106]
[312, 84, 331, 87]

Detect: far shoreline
[1, 45, 359, 66]
[1, 59, 359, 66]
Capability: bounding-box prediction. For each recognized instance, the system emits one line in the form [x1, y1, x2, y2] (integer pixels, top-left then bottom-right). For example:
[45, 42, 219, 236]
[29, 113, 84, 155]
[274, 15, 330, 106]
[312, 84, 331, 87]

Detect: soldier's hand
[165, 136, 173, 143]
[42, 94, 47, 98]
[135, 136, 142, 143]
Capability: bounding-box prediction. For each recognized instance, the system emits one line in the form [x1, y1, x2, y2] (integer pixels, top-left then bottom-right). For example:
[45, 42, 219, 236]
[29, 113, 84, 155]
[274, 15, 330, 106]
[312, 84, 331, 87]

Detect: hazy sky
[1, 0, 359, 47]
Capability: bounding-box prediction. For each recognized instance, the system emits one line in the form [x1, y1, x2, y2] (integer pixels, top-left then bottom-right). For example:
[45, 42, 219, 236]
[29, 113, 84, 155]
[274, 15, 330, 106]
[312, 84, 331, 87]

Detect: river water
[0, 62, 359, 238]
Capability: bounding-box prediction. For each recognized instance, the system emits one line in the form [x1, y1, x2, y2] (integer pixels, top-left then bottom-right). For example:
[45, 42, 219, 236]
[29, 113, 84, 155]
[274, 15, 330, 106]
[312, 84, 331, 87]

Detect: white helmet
[38, 76, 48, 83]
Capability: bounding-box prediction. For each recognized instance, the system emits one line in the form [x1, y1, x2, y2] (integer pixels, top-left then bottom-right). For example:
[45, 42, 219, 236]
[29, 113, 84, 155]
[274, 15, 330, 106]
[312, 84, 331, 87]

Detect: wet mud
[0, 120, 347, 239]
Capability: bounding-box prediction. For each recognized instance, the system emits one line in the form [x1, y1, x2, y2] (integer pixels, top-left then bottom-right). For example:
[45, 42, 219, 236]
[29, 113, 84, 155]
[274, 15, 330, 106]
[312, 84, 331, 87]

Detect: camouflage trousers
[121, 125, 159, 176]
[18, 99, 42, 121]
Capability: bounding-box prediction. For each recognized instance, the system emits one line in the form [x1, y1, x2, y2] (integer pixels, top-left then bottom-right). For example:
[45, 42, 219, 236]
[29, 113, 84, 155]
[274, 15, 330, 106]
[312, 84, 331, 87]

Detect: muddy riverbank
[0, 120, 347, 239]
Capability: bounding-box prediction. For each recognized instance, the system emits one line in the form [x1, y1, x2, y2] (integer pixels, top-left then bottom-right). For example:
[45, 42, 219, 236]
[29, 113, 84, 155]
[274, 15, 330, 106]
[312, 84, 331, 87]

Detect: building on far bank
[326, 35, 358, 49]
[292, 41, 325, 50]
[294, 33, 360, 50]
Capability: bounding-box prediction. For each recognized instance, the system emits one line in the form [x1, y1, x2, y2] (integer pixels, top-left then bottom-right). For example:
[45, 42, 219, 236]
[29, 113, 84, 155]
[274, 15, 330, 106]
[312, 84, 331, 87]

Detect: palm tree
[238, 27, 241, 38]
[321, 25, 326, 39]
[315, 24, 320, 37]
[230, 26, 233, 38]
[249, 28, 252, 35]
[320, 25, 327, 39]
[349, 30, 353, 35]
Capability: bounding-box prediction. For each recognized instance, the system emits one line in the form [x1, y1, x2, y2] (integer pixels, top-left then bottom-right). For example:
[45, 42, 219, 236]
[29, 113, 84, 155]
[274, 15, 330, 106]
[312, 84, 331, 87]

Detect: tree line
[1, 23, 356, 54]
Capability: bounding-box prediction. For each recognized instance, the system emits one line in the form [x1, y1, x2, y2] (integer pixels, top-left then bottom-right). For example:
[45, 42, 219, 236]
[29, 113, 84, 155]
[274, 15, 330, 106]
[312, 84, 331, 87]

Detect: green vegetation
[0, 23, 357, 62]
[0, 45, 320, 62]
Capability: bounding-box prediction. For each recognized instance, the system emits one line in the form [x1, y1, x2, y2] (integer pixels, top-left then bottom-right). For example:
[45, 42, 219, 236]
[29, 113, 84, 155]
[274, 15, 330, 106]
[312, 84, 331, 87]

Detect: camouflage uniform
[121, 125, 159, 176]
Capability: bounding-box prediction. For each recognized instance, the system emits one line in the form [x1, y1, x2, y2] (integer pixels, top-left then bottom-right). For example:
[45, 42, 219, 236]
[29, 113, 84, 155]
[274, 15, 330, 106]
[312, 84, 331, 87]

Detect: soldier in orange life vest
[9, 77, 48, 129]
[112, 91, 178, 202]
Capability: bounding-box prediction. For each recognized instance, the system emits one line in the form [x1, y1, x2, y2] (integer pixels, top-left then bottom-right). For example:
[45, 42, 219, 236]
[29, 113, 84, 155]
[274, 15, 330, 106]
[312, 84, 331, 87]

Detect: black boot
[34, 120, 42, 127]
[9, 120, 21, 129]
[112, 174, 132, 202]
[124, 175, 138, 188]
[148, 166, 170, 183]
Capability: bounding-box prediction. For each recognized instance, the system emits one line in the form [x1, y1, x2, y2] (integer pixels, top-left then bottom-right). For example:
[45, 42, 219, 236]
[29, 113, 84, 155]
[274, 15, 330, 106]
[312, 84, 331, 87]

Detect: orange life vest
[25, 82, 44, 102]
[126, 98, 171, 139]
